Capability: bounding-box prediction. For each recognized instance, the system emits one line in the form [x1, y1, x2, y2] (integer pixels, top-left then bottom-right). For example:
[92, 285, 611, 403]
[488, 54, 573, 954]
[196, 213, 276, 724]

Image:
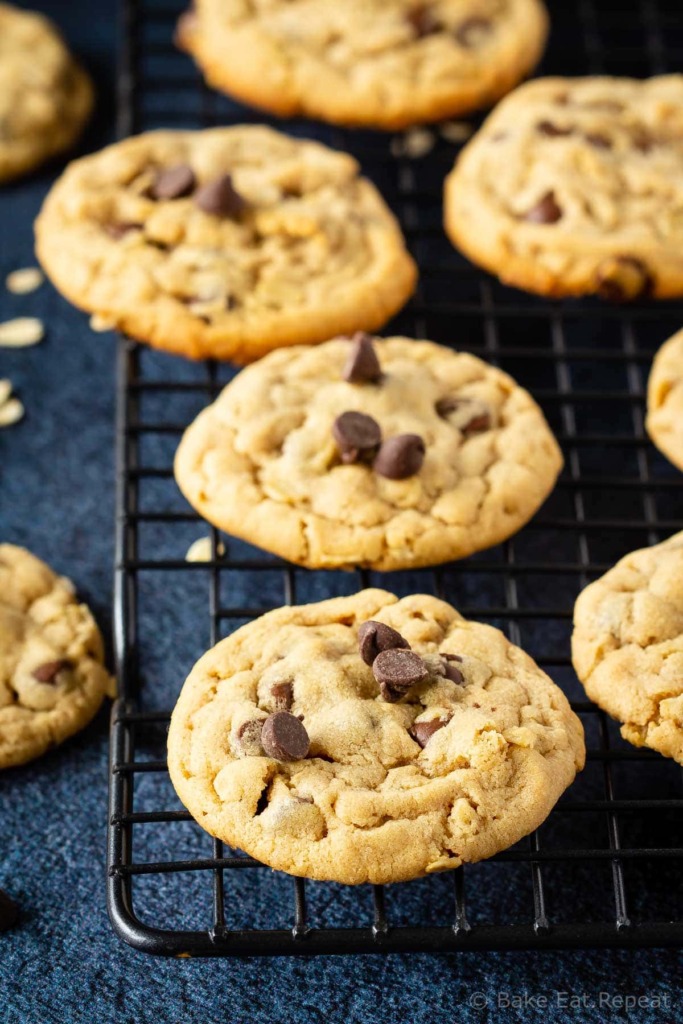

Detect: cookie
[174, 334, 563, 571]
[176, 0, 548, 131]
[646, 328, 683, 471]
[34, 127, 417, 362]
[168, 589, 584, 884]
[0, 544, 114, 769]
[0, 3, 93, 183]
[572, 532, 683, 764]
[445, 75, 683, 299]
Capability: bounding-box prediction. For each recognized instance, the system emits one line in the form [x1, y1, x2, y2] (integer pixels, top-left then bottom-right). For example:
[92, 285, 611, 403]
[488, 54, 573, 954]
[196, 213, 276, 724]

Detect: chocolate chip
[585, 132, 612, 149]
[261, 711, 310, 762]
[270, 681, 293, 711]
[410, 718, 448, 748]
[632, 129, 655, 154]
[435, 397, 492, 436]
[32, 659, 70, 684]
[235, 719, 264, 756]
[104, 222, 141, 239]
[332, 411, 382, 463]
[195, 174, 247, 217]
[358, 620, 410, 666]
[374, 434, 425, 480]
[524, 191, 562, 224]
[373, 649, 429, 702]
[442, 655, 464, 684]
[0, 890, 19, 933]
[536, 121, 573, 138]
[342, 333, 382, 384]
[455, 16, 492, 47]
[595, 256, 652, 303]
[407, 3, 441, 36]
[150, 164, 196, 200]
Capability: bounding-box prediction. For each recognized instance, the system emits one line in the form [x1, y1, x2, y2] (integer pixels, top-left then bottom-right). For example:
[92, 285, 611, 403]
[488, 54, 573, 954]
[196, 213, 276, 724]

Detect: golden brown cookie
[0, 544, 115, 769]
[646, 328, 683, 471]
[445, 76, 683, 299]
[174, 334, 563, 571]
[177, 0, 548, 130]
[572, 531, 683, 764]
[34, 127, 417, 362]
[168, 589, 585, 884]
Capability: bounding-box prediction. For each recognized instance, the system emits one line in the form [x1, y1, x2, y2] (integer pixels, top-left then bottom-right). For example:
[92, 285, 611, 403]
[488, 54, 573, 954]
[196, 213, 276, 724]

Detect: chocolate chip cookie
[572, 531, 683, 764]
[176, 0, 548, 130]
[646, 328, 683, 471]
[34, 127, 417, 362]
[0, 3, 93, 183]
[174, 334, 563, 570]
[168, 589, 585, 884]
[0, 544, 114, 769]
[445, 76, 683, 299]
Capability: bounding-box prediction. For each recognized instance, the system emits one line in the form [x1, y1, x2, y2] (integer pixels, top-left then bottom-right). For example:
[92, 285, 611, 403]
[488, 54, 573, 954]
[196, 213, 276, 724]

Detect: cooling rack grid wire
[108, 0, 683, 955]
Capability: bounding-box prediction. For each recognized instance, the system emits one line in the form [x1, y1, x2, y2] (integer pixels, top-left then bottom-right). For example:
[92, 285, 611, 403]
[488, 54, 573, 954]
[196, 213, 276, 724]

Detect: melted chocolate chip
[104, 222, 141, 239]
[455, 16, 492, 47]
[442, 655, 464, 684]
[595, 256, 652, 303]
[195, 174, 247, 217]
[261, 711, 310, 762]
[407, 3, 441, 36]
[270, 681, 294, 711]
[0, 890, 19, 933]
[343, 333, 382, 384]
[32, 659, 70, 684]
[435, 397, 492, 436]
[236, 719, 264, 756]
[524, 191, 563, 224]
[410, 718, 448, 748]
[373, 649, 429, 702]
[585, 132, 612, 149]
[332, 411, 382, 463]
[536, 121, 573, 138]
[151, 164, 196, 200]
[374, 434, 425, 479]
[358, 620, 410, 666]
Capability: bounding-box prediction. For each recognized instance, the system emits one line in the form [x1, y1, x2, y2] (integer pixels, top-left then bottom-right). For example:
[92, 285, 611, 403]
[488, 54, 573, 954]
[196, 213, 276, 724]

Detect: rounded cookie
[0, 544, 114, 769]
[168, 589, 584, 884]
[176, 0, 548, 131]
[0, 3, 93, 183]
[174, 334, 563, 571]
[646, 328, 683, 471]
[445, 76, 683, 300]
[35, 127, 417, 362]
[572, 531, 683, 764]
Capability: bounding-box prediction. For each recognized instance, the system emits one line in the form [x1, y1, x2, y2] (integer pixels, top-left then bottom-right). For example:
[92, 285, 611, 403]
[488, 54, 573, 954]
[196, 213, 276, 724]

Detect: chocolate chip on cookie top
[194, 173, 247, 217]
[373, 648, 430, 702]
[358, 620, 410, 666]
[150, 164, 196, 200]
[261, 711, 310, 762]
[343, 333, 382, 384]
[374, 433, 426, 480]
[332, 411, 382, 463]
[32, 658, 71, 683]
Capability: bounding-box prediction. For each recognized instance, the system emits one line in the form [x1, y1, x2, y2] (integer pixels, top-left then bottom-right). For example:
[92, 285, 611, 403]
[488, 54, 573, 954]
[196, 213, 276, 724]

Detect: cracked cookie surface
[177, 0, 548, 130]
[572, 531, 683, 764]
[445, 76, 683, 299]
[174, 335, 563, 570]
[0, 3, 92, 183]
[646, 328, 683, 471]
[168, 589, 584, 884]
[35, 126, 416, 362]
[0, 544, 114, 769]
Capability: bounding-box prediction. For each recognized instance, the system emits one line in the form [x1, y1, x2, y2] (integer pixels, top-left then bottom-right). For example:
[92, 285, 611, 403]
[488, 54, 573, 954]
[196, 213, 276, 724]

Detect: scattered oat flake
[5, 267, 44, 295]
[439, 121, 474, 143]
[0, 317, 44, 348]
[89, 314, 116, 333]
[185, 537, 225, 562]
[0, 378, 12, 407]
[391, 127, 435, 159]
[0, 397, 24, 428]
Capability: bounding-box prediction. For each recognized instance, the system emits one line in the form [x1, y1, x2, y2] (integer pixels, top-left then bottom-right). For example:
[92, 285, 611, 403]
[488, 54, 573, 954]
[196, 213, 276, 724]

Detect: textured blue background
[0, 2, 681, 1021]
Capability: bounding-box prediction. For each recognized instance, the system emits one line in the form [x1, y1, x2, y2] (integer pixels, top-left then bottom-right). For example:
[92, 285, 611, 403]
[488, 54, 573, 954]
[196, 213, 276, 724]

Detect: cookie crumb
[0, 378, 12, 407]
[391, 127, 435, 159]
[438, 121, 473, 143]
[185, 537, 225, 562]
[89, 314, 116, 333]
[5, 267, 44, 294]
[0, 397, 25, 428]
[0, 317, 44, 348]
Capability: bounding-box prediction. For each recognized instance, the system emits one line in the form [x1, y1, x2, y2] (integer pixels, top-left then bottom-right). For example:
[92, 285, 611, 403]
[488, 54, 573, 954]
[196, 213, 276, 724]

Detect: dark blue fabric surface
[0, 3, 681, 1021]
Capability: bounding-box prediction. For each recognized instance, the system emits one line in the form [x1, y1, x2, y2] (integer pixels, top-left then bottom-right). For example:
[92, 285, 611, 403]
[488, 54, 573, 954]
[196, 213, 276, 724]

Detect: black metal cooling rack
[108, 0, 683, 955]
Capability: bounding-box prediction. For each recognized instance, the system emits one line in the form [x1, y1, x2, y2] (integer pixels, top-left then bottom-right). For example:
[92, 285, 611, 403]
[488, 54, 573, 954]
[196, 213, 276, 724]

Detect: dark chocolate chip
[150, 164, 196, 200]
[435, 397, 492, 436]
[585, 132, 612, 149]
[373, 649, 429, 702]
[595, 256, 652, 303]
[104, 222, 141, 239]
[332, 411, 382, 463]
[374, 434, 425, 480]
[524, 191, 562, 224]
[261, 711, 310, 762]
[195, 174, 247, 217]
[442, 656, 464, 684]
[270, 681, 294, 711]
[410, 718, 448, 748]
[455, 16, 492, 47]
[236, 719, 264, 755]
[32, 659, 70, 684]
[358, 620, 410, 666]
[536, 121, 573, 138]
[407, 3, 441, 36]
[342, 333, 382, 384]
[0, 890, 19, 933]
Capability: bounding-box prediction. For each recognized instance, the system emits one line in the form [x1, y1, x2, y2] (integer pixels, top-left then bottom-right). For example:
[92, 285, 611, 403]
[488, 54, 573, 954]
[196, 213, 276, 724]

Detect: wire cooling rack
[108, 0, 683, 955]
